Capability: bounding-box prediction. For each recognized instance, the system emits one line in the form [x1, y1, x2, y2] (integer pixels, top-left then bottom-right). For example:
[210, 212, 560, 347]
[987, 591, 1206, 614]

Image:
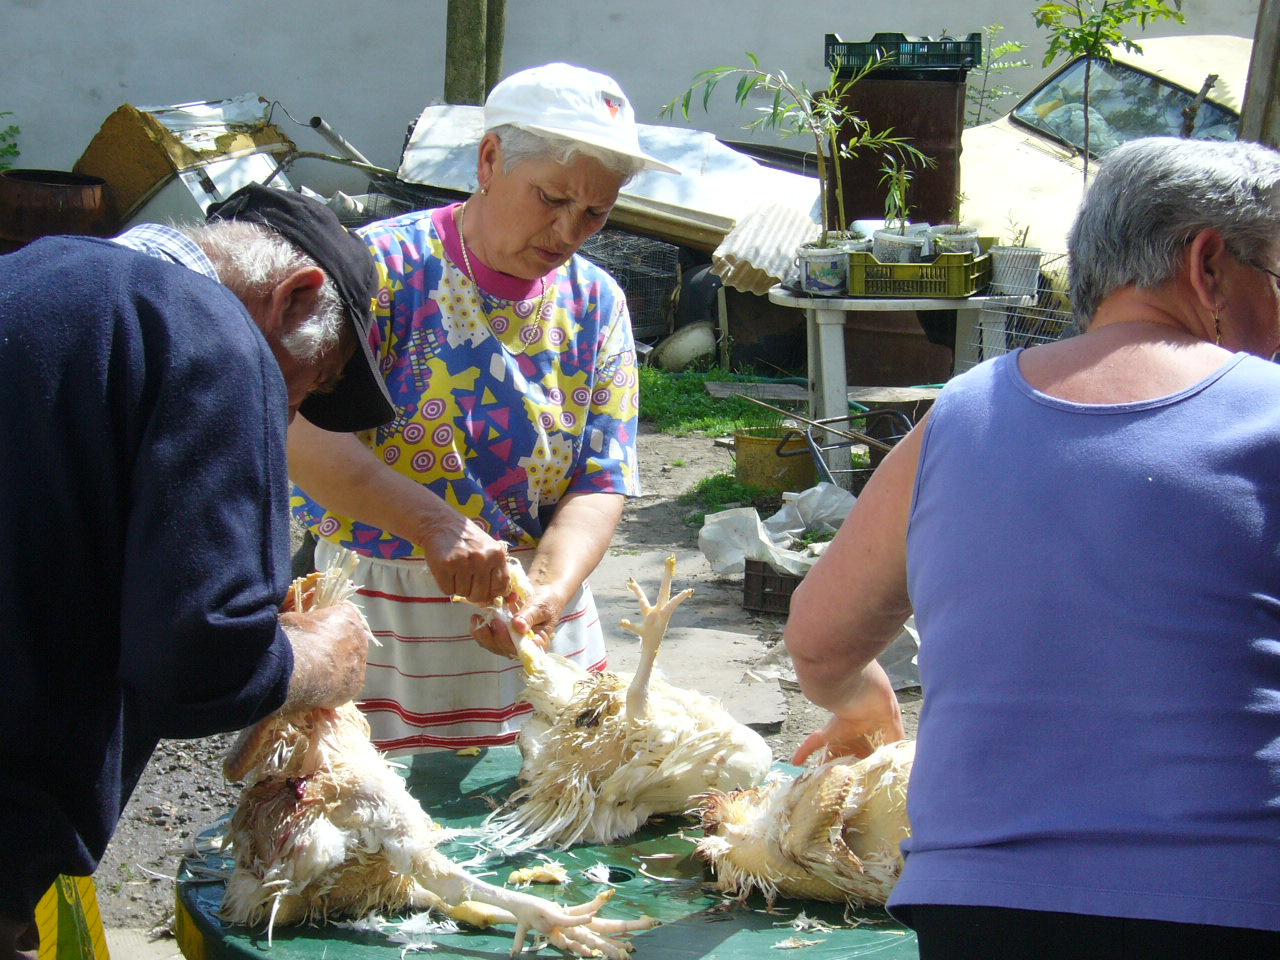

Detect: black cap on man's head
[206, 183, 394, 432]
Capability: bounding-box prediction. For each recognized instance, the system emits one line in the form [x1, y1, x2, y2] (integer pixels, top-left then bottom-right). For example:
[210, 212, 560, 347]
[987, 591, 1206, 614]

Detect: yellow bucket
[733, 428, 816, 493]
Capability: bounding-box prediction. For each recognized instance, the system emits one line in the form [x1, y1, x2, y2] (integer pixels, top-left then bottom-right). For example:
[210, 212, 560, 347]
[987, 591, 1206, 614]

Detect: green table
[175, 746, 917, 959]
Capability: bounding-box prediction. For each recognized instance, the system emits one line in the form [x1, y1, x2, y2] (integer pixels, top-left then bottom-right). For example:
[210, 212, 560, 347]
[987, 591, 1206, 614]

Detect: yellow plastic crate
[848, 237, 995, 298]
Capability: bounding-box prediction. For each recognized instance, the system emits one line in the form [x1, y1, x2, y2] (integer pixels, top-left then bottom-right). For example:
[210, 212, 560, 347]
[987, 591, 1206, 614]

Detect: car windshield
[1011, 56, 1239, 156]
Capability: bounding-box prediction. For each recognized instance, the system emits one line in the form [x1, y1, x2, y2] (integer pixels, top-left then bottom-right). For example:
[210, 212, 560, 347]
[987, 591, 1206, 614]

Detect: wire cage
[956, 250, 1076, 372]
[578, 228, 679, 341]
[333, 177, 458, 229]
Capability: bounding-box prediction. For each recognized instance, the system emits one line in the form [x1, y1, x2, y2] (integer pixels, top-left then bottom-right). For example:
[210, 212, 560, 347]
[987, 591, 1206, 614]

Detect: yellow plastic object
[733, 428, 815, 494]
[35, 875, 110, 960]
[847, 237, 995, 298]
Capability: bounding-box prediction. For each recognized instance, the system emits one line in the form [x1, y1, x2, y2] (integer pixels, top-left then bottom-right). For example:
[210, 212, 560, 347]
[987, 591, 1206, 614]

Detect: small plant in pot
[928, 191, 982, 257]
[663, 53, 928, 293]
[872, 157, 931, 264]
[989, 218, 1044, 296]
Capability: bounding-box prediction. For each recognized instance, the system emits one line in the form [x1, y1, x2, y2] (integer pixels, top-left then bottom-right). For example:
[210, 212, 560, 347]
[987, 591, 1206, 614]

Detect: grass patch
[638, 366, 800, 437]
[677, 471, 780, 528]
[792, 528, 837, 547]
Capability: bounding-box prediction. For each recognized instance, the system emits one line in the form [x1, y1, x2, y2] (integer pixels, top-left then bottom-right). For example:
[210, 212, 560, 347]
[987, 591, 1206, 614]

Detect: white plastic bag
[698, 482, 856, 577]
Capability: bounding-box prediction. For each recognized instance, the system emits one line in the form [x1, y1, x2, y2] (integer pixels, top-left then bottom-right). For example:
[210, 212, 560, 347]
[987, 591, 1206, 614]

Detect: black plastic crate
[742, 558, 804, 615]
[826, 32, 983, 75]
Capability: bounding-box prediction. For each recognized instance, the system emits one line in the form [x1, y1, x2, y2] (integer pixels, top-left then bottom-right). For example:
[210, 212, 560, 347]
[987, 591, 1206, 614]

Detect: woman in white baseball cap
[287, 63, 676, 754]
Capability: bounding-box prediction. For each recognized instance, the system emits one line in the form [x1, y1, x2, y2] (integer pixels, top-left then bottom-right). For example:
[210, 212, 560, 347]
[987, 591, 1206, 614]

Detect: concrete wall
[1, 0, 1260, 174]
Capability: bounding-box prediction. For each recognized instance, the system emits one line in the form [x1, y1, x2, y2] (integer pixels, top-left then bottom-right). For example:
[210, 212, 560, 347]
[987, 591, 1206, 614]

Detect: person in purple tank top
[785, 137, 1280, 959]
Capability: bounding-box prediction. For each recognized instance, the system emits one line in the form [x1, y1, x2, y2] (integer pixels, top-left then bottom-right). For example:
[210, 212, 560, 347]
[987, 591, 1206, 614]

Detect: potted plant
[663, 53, 930, 293]
[928, 191, 982, 257]
[988, 219, 1044, 296]
[872, 157, 930, 264]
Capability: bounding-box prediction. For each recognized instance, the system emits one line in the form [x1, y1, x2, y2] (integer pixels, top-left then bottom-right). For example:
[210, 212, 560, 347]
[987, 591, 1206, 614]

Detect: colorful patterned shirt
[292, 204, 640, 556]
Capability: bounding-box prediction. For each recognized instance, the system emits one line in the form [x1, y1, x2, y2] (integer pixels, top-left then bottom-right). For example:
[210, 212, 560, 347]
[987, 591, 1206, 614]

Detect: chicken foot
[619, 555, 693, 720]
[410, 875, 656, 959]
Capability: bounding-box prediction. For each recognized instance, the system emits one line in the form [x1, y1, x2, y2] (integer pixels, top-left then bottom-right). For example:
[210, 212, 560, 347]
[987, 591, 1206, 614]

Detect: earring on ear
[1213, 310, 1222, 346]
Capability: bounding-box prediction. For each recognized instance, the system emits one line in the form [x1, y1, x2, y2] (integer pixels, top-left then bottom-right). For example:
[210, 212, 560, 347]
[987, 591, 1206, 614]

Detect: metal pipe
[308, 116, 373, 166]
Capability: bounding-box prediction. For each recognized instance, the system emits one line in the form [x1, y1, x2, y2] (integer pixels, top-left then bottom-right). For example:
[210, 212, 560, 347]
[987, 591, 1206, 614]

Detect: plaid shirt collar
[112, 223, 218, 282]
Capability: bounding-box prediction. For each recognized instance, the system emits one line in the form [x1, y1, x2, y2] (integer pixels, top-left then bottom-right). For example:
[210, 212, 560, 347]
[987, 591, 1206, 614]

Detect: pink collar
[432, 203, 551, 301]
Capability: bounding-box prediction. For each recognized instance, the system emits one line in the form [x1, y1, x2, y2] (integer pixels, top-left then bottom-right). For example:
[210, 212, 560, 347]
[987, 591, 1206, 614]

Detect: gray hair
[1068, 137, 1280, 323]
[489, 123, 644, 184]
[185, 219, 345, 361]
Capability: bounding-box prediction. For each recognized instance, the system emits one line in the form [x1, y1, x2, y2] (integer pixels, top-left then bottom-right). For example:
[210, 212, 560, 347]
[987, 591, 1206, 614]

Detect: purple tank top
[892, 349, 1280, 931]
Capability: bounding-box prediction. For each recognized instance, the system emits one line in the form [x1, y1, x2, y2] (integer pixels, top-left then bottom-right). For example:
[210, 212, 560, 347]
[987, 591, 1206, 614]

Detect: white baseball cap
[484, 62, 679, 175]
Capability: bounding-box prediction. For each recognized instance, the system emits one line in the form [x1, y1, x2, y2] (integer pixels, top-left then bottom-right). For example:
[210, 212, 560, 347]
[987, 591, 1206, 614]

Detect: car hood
[961, 117, 1086, 252]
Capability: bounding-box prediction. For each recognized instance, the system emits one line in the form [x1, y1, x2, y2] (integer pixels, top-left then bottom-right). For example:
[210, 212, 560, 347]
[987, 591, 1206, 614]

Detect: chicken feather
[480, 555, 773, 853]
[218, 552, 657, 957]
[694, 739, 915, 908]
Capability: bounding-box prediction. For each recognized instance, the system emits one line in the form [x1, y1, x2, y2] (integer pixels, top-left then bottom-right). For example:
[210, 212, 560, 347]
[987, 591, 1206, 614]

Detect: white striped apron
[316, 539, 607, 756]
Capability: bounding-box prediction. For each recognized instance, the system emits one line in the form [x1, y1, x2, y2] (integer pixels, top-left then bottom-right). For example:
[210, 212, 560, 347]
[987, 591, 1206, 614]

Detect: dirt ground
[94, 424, 921, 935]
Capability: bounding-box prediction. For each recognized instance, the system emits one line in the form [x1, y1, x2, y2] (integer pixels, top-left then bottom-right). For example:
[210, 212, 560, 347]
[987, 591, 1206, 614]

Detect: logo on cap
[603, 95, 622, 119]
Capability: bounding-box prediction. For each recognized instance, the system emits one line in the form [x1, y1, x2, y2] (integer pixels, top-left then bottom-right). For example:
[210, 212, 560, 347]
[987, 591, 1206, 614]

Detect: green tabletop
[175, 746, 917, 959]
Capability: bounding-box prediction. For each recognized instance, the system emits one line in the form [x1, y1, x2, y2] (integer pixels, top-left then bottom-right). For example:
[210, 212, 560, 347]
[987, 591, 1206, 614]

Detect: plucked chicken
[481, 555, 773, 852]
[218, 553, 656, 957]
[694, 739, 915, 907]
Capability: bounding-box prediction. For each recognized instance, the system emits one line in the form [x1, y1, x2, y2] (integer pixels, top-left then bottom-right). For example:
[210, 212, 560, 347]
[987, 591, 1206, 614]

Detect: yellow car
[961, 34, 1251, 252]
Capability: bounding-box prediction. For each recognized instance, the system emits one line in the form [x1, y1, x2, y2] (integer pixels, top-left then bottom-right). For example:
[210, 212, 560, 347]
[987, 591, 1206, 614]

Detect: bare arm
[785, 416, 924, 762]
[472, 491, 626, 657]
[287, 416, 510, 604]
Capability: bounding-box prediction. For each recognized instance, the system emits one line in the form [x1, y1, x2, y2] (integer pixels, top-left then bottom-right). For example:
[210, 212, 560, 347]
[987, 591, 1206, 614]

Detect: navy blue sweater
[0, 236, 294, 915]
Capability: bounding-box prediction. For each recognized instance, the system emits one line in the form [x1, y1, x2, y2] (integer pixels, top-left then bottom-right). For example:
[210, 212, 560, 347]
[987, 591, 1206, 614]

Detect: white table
[766, 285, 1019, 422]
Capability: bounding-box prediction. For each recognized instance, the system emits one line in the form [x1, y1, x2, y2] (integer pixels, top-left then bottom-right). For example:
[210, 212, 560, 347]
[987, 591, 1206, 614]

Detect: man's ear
[264, 266, 326, 337]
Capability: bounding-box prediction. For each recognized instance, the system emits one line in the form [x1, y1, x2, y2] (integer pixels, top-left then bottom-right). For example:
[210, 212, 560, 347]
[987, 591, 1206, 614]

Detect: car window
[1010, 56, 1239, 156]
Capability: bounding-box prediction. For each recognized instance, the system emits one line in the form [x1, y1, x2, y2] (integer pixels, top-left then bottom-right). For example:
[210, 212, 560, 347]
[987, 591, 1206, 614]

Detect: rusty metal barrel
[0, 169, 116, 254]
[828, 68, 968, 228]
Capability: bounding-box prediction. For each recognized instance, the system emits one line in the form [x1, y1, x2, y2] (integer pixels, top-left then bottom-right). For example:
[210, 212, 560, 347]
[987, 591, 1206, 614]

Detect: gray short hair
[1068, 137, 1280, 323]
[489, 123, 643, 184]
[187, 220, 345, 361]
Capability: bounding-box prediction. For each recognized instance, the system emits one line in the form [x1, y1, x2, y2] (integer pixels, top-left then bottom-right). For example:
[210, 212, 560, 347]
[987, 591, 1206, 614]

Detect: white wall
[1, 0, 1261, 173]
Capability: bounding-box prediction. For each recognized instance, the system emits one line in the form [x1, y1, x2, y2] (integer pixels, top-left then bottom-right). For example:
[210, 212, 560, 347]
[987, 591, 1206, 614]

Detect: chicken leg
[481, 556, 773, 851]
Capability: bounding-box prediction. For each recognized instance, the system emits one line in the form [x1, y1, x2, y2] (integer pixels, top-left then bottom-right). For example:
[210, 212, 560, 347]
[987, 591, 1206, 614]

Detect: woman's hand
[791, 708, 905, 766]
[463, 491, 625, 658]
[419, 515, 512, 605]
[469, 582, 565, 658]
[790, 660, 905, 765]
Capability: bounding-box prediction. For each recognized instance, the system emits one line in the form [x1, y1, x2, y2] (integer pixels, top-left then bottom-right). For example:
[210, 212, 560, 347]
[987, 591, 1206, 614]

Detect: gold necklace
[456, 202, 551, 321]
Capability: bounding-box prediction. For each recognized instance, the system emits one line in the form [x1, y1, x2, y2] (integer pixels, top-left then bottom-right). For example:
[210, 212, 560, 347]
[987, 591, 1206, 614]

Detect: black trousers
[907, 905, 1280, 960]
